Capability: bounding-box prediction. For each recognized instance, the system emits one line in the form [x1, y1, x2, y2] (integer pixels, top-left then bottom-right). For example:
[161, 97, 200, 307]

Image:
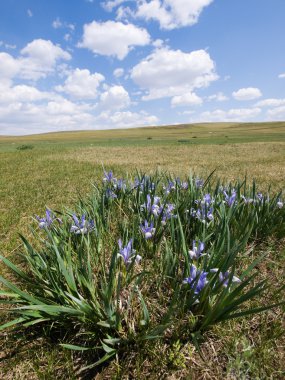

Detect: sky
[0, 0, 285, 135]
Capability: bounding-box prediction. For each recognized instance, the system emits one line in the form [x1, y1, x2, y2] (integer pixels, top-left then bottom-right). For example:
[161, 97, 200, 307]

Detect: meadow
[0, 122, 284, 379]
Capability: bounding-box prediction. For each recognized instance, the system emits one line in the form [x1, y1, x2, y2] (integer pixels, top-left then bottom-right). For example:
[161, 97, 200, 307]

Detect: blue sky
[0, 0, 285, 135]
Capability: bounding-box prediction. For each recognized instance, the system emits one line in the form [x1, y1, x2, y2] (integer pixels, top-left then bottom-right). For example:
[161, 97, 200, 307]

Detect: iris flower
[188, 240, 206, 260]
[195, 178, 204, 189]
[210, 268, 241, 287]
[183, 264, 208, 295]
[36, 209, 61, 229]
[103, 170, 117, 184]
[140, 220, 156, 239]
[118, 239, 141, 266]
[70, 214, 95, 234]
[223, 189, 237, 207]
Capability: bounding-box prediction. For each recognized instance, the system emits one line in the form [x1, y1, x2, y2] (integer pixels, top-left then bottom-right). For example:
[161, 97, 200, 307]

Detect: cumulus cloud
[207, 92, 228, 102]
[131, 48, 217, 100]
[0, 39, 71, 83]
[0, 91, 158, 134]
[232, 87, 262, 101]
[171, 92, 202, 107]
[78, 20, 150, 60]
[115, 0, 213, 30]
[113, 68, 124, 78]
[96, 110, 158, 128]
[0, 83, 55, 104]
[0, 96, 95, 135]
[20, 39, 71, 80]
[99, 85, 130, 110]
[255, 98, 285, 108]
[55, 68, 105, 99]
[0, 52, 20, 85]
[196, 107, 261, 122]
[267, 105, 285, 120]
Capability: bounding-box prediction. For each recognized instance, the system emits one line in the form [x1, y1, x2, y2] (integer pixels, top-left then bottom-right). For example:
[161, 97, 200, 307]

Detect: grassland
[0, 122, 284, 379]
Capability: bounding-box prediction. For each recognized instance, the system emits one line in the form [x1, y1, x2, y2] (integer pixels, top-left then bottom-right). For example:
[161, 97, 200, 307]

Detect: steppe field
[0, 122, 285, 379]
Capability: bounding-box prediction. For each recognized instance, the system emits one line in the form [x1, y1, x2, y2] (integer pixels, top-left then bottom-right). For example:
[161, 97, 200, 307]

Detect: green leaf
[60, 344, 92, 351]
[0, 317, 26, 331]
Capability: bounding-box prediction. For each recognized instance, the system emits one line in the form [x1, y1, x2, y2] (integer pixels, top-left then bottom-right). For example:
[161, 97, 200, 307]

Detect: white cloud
[131, 48, 217, 100]
[0, 97, 95, 135]
[113, 68, 124, 78]
[0, 41, 16, 49]
[0, 91, 158, 134]
[116, 0, 213, 30]
[0, 83, 55, 104]
[207, 92, 228, 102]
[267, 105, 285, 119]
[99, 85, 130, 110]
[97, 110, 158, 128]
[64, 33, 71, 42]
[152, 39, 165, 48]
[171, 92, 202, 107]
[0, 52, 20, 85]
[78, 20, 150, 60]
[19, 39, 71, 80]
[27, 9, 33, 17]
[102, 0, 129, 11]
[52, 18, 63, 29]
[52, 18, 75, 31]
[255, 98, 285, 108]
[232, 87, 262, 101]
[197, 107, 261, 122]
[55, 68, 105, 99]
[278, 73, 285, 79]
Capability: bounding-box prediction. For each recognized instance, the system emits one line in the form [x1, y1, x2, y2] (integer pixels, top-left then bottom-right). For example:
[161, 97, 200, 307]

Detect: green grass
[0, 122, 284, 379]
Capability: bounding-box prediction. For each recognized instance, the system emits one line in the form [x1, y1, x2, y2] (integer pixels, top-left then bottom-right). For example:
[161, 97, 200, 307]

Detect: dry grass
[54, 142, 285, 190]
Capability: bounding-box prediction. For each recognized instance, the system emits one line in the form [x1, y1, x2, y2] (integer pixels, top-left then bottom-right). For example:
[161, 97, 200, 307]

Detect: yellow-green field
[0, 122, 284, 379]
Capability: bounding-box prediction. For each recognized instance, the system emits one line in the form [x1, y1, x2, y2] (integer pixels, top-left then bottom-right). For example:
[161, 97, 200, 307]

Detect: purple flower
[141, 194, 152, 213]
[202, 194, 212, 206]
[36, 209, 62, 229]
[106, 188, 117, 199]
[224, 190, 237, 207]
[183, 264, 208, 295]
[181, 181, 188, 190]
[161, 203, 176, 224]
[188, 240, 206, 260]
[118, 239, 141, 266]
[140, 220, 156, 240]
[195, 178, 204, 189]
[141, 195, 162, 217]
[103, 170, 117, 184]
[70, 214, 95, 234]
[195, 206, 214, 222]
[116, 178, 126, 191]
[133, 177, 155, 192]
[210, 268, 241, 287]
[164, 180, 176, 195]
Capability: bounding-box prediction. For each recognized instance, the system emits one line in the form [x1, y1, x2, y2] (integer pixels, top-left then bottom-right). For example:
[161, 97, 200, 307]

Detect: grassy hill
[0, 122, 285, 152]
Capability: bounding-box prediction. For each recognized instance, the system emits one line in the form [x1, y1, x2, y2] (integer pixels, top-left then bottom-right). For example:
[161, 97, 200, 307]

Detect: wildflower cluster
[0, 170, 284, 368]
